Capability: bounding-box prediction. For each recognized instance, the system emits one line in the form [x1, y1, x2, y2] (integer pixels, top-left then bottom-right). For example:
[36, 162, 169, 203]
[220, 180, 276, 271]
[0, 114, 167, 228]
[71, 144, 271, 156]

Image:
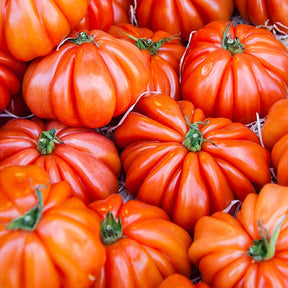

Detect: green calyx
[101, 212, 123, 245]
[222, 23, 245, 55]
[6, 184, 47, 231]
[37, 128, 64, 155]
[247, 216, 287, 261]
[182, 117, 216, 152]
[120, 31, 181, 55]
[56, 32, 99, 50]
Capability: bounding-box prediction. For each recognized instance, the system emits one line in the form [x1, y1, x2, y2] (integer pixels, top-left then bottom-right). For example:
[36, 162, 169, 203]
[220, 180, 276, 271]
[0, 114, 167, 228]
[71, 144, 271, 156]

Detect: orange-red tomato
[0, 117, 122, 204]
[188, 183, 288, 288]
[235, 0, 288, 34]
[22, 30, 149, 128]
[0, 165, 106, 288]
[0, 0, 90, 61]
[112, 0, 134, 24]
[114, 93, 271, 234]
[158, 274, 210, 288]
[181, 21, 288, 124]
[135, 0, 234, 42]
[89, 193, 192, 288]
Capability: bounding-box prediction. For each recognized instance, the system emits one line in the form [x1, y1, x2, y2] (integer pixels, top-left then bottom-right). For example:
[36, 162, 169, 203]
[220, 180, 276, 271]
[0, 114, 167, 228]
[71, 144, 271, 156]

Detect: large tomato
[89, 193, 192, 288]
[180, 21, 288, 124]
[0, 164, 106, 288]
[109, 23, 185, 100]
[235, 0, 288, 34]
[22, 30, 149, 128]
[0, 117, 122, 204]
[73, 0, 114, 32]
[0, 50, 27, 113]
[188, 183, 288, 288]
[114, 93, 271, 234]
[261, 99, 288, 185]
[0, 0, 90, 61]
[135, 0, 235, 42]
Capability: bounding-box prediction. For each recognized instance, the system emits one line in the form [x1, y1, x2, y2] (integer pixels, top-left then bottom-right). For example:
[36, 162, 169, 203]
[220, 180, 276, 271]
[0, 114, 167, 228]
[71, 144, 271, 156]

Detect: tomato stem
[182, 117, 216, 152]
[6, 184, 47, 231]
[101, 212, 123, 245]
[247, 215, 287, 261]
[37, 128, 64, 155]
[119, 31, 181, 55]
[222, 23, 245, 55]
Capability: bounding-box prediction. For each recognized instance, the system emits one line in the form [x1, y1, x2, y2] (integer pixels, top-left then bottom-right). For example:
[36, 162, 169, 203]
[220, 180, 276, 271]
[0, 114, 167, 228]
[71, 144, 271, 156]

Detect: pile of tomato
[1, 1, 288, 287]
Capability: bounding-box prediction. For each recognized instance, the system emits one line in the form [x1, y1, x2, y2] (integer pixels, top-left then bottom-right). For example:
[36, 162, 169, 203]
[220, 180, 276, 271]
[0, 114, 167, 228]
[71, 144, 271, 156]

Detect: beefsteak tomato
[180, 21, 288, 124]
[0, 164, 106, 288]
[22, 30, 149, 128]
[235, 0, 288, 34]
[0, 0, 90, 61]
[0, 117, 121, 204]
[135, 0, 234, 42]
[89, 193, 192, 288]
[188, 183, 288, 288]
[114, 93, 271, 234]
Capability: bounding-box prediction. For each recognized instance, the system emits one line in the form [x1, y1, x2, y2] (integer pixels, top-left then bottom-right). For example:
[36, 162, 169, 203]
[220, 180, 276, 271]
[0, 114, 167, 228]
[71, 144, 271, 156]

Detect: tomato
[180, 21, 288, 124]
[0, 0, 90, 61]
[135, 0, 234, 42]
[73, 0, 114, 32]
[0, 164, 106, 288]
[158, 274, 210, 288]
[114, 93, 271, 234]
[0, 117, 122, 204]
[0, 49, 27, 113]
[112, 0, 134, 24]
[22, 30, 149, 128]
[89, 193, 192, 288]
[188, 183, 288, 288]
[235, 0, 288, 34]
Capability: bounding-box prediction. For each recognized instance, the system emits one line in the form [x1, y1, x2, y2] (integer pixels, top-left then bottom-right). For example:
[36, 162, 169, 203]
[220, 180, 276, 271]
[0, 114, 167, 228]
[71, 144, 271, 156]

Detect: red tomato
[112, 0, 134, 24]
[188, 183, 288, 288]
[0, 0, 90, 61]
[135, 0, 234, 42]
[22, 30, 149, 128]
[181, 21, 288, 124]
[89, 193, 192, 288]
[0, 117, 122, 204]
[235, 0, 288, 34]
[0, 165, 106, 288]
[158, 274, 210, 288]
[114, 93, 271, 234]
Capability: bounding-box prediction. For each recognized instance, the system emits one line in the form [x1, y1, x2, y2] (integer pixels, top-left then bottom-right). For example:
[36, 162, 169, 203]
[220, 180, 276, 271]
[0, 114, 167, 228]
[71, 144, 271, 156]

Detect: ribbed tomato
[114, 93, 271, 234]
[0, 117, 122, 204]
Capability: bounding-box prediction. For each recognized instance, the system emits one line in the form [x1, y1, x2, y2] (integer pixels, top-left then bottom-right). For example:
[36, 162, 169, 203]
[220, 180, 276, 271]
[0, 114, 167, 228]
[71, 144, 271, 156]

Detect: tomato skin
[112, 0, 133, 24]
[114, 93, 271, 234]
[136, 0, 234, 42]
[0, 165, 106, 288]
[235, 0, 288, 33]
[0, 117, 122, 204]
[0, 0, 90, 61]
[22, 30, 149, 128]
[188, 183, 288, 288]
[181, 21, 288, 124]
[89, 194, 192, 288]
[158, 274, 210, 288]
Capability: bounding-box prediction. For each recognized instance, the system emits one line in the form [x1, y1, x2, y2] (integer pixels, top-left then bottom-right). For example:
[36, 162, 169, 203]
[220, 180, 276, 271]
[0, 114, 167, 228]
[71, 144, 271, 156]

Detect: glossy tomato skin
[188, 183, 288, 288]
[181, 21, 288, 124]
[112, 0, 134, 24]
[0, 0, 90, 61]
[0, 165, 106, 288]
[0, 49, 27, 113]
[0, 117, 122, 204]
[73, 0, 114, 32]
[235, 0, 288, 33]
[158, 274, 210, 288]
[261, 99, 288, 185]
[114, 93, 271, 234]
[22, 30, 149, 128]
[136, 0, 234, 42]
[89, 194, 192, 288]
